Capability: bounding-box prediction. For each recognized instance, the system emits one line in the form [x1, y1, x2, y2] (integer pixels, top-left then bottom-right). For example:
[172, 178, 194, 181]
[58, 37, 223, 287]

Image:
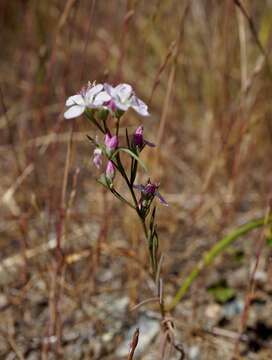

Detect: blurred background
[1, 0, 272, 359]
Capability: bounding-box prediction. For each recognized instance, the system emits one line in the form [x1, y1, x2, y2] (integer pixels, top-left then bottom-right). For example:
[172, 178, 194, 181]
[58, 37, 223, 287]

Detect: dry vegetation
[1, 0, 272, 359]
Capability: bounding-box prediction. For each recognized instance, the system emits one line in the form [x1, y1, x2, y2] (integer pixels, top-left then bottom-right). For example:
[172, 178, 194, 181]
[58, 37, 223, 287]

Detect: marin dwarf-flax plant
[64, 82, 183, 357]
[64, 81, 167, 279]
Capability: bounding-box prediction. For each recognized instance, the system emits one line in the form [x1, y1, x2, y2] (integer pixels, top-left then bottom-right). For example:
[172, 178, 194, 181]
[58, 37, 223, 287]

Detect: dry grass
[1, 1, 272, 359]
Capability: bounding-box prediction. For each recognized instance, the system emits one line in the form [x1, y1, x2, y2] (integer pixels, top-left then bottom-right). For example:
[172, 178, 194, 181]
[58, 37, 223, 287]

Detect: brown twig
[79, 0, 97, 81]
[160, 317, 185, 360]
[116, 6, 135, 81]
[233, 0, 271, 75]
[156, 1, 190, 147]
[127, 328, 139, 360]
[0, 85, 22, 174]
[149, 41, 176, 104]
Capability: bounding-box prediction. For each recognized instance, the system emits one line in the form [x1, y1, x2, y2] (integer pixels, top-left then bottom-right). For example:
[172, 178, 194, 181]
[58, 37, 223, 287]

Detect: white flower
[64, 83, 111, 119]
[104, 83, 149, 116]
[64, 94, 86, 119]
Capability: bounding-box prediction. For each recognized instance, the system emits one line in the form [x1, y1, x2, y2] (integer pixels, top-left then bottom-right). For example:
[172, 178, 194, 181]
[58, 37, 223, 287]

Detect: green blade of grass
[167, 215, 272, 312]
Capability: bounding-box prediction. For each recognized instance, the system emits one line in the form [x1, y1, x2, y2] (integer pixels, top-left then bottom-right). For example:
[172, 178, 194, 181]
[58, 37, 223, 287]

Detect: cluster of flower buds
[91, 133, 118, 182]
[64, 80, 169, 286]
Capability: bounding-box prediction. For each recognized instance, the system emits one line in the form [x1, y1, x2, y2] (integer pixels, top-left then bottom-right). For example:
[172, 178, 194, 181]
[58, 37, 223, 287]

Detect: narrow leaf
[112, 147, 147, 172]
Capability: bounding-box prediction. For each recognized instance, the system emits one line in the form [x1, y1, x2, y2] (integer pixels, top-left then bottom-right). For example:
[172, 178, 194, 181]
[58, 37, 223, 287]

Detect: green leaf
[233, 249, 244, 262]
[112, 147, 147, 172]
[259, 10, 272, 47]
[84, 109, 95, 122]
[97, 109, 109, 121]
[208, 281, 235, 304]
[265, 227, 272, 246]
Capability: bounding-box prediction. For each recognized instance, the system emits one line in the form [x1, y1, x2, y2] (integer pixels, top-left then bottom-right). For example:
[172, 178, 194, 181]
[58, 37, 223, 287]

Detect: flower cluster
[91, 133, 118, 182]
[64, 81, 167, 278]
[64, 82, 149, 120]
[64, 81, 166, 210]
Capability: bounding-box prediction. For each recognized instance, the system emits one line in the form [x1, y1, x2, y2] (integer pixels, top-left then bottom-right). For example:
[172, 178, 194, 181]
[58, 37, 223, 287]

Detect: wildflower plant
[64, 82, 172, 348]
[65, 82, 167, 280]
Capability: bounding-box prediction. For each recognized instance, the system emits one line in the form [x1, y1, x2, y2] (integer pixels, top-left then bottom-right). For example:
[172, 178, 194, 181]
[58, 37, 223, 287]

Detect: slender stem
[85, 113, 105, 134]
[140, 217, 148, 239]
[116, 118, 120, 137]
[116, 154, 138, 203]
[130, 158, 138, 186]
[93, 118, 105, 134]
[130, 157, 135, 184]
[110, 188, 135, 210]
[103, 117, 111, 135]
[114, 152, 148, 239]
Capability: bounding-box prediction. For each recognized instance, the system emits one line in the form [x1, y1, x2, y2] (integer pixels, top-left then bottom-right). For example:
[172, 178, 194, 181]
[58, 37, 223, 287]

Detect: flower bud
[105, 134, 118, 152]
[133, 126, 144, 147]
[106, 160, 115, 180]
[106, 99, 117, 112]
[93, 148, 102, 169]
[144, 182, 157, 197]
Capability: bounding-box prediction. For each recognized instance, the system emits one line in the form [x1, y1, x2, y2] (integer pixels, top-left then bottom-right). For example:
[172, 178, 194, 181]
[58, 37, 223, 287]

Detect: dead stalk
[128, 328, 139, 360]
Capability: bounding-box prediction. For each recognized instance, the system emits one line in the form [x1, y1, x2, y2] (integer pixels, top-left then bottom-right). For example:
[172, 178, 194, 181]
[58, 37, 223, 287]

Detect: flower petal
[104, 83, 114, 96]
[132, 97, 149, 116]
[93, 91, 111, 106]
[66, 95, 85, 106]
[155, 191, 169, 206]
[133, 184, 145, 192]
[87, 84, 103, 98]
[115, 101, 130, 111]
[64, 105, 85, 119]
[115, 84, 132, 102]
[144, 139, 156, 147]
[94, 148, 102, 155]
[93, 155, 102, 169]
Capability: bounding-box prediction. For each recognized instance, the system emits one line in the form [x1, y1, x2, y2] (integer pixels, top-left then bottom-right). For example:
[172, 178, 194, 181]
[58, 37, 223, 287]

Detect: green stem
[85, 113, 105, 134]
[115, 154, 139, 207]
[140, 217, 148, 239]
[167, 215, 272, 312]
[116, 118, 120, 137]
[103, 118, 110, 135]
[110, 187, 135, 210]
[114, 153, 148, 238]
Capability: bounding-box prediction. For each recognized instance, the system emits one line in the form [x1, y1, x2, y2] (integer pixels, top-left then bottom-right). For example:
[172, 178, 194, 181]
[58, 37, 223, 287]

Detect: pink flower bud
[105, 134, 118, 151]
[93, 148, 102, 169]
[106, 160, 115, 180]
[133, 126, 144, 147]
[106, 99, 117, 112]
